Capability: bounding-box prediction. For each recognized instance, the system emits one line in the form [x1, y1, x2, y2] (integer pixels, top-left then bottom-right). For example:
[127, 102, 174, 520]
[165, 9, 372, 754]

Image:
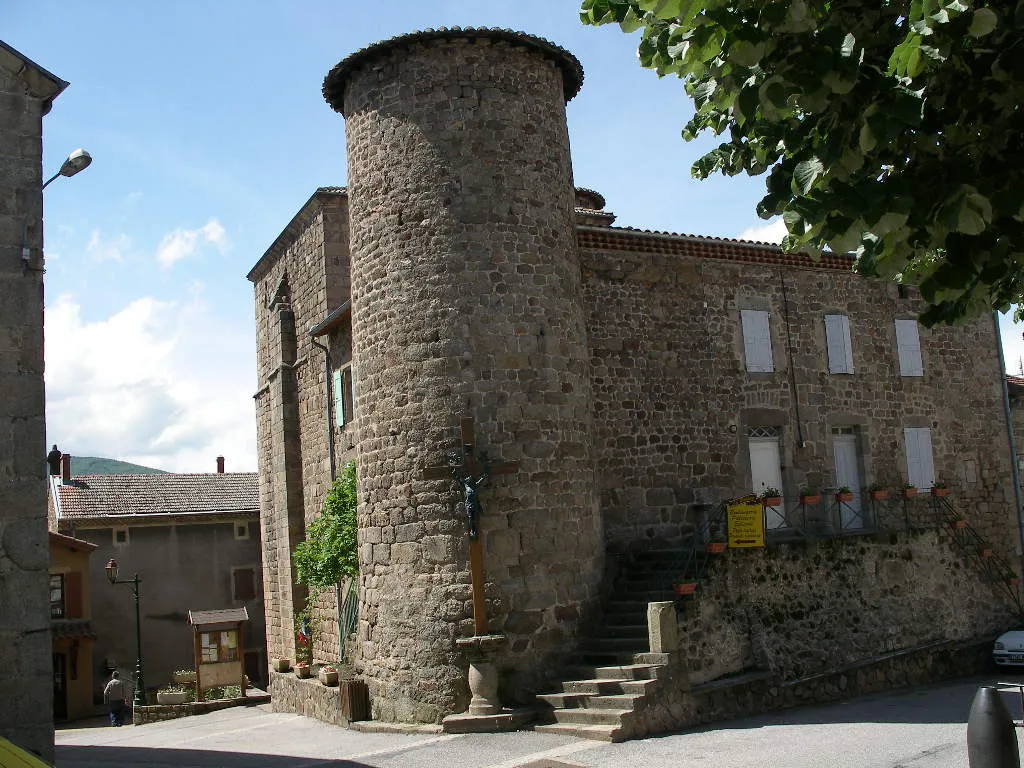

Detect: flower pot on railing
[902, 487, 918, 499]
[705, 542, 727, 554]
[1008, 577, 1021, 587]
[869, 489, 889, 501]
[761, 496, 782, 508]
[951, 519, 968, 530]
[800, 494, 821, 505]
[835, 492, 854, 503]
[931, 487, 951, 498]
[673, 582, 698, 596]
[980, 548, 993, 558]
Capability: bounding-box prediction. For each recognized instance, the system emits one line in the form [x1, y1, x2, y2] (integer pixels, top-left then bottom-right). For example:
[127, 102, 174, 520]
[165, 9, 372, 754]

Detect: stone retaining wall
[269, 670, 349, 726]
[132, 694, 271, 726]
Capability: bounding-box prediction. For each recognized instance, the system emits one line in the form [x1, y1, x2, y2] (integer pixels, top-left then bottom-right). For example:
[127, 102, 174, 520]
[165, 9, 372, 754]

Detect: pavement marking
[482, 738, 603, 768]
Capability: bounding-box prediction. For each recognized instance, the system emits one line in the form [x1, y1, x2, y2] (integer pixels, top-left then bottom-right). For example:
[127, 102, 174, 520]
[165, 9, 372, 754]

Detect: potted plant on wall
[319, 664, 339, 686]
[930, 480, 951, 498]
[902, 482, 918, 499]
[799, 487, 821, 505]
[835, 486, 854, 503]
[293, 606, 317, 679]
[868, 482, 888, 501]
[760, 487, 783, 507]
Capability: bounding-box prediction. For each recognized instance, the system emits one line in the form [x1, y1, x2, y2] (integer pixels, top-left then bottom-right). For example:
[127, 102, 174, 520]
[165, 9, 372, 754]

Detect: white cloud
[738, 219, 787, 244]
[156, 218, 230, 268]
[44, 293, 256, 472]
[86, 230, 133, 263]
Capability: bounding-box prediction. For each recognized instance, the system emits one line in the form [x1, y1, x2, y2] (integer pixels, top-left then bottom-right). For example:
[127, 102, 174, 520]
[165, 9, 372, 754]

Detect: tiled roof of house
[577, 225, 857, 271]
[55, 473, 258, 520]
[1007, 374, 1024, 388]
[189, 607, 249, 626]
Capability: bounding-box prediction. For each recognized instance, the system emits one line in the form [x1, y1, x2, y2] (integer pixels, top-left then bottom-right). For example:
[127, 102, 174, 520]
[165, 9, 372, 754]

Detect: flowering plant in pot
[799, 487, 821, 505]
[868, 482, 888, 501]
[930, 480, 951, 498]
[835, 486, 854, 503]
[294, 662, 312, 679]
[759, 487, 782, 507]
[902, 483, 918, 499]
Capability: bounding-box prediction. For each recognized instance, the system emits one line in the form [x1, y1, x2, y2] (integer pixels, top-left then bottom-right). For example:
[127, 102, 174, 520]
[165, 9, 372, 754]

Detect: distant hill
[70, 457, 168, 476]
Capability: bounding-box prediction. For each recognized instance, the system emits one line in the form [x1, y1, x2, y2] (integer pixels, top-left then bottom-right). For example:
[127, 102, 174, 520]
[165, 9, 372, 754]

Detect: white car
[993, 627, 1024, 667]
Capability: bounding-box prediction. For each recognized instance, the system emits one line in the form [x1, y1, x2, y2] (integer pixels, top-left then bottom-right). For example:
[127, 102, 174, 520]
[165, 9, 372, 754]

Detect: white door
[750, 437, 785, 529]
[904, 427, 935, 490]
[833, 432, 863, 530]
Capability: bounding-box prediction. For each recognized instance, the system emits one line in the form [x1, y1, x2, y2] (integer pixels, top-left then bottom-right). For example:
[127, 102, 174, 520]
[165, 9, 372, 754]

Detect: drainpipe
[993, 312, 1024, 557]
[310, 332, 345, 662]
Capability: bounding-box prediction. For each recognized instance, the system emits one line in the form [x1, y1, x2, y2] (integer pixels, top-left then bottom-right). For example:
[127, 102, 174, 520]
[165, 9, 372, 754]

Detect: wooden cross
[422, 416, 519, 636]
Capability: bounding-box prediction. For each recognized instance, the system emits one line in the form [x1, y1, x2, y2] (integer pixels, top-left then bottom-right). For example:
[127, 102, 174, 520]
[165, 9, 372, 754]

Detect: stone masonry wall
[678, 530, 1012, 687]
[250, 193, 350, 664]
[338, 34, 603, 722]
[580, 245, 1018, 561]
[0, 56, 58, 762]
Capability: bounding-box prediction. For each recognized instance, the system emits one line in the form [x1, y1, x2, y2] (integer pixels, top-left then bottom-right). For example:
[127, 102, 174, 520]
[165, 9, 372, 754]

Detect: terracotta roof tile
[56, 473, 258, 520]
[577, 225, 856, 271]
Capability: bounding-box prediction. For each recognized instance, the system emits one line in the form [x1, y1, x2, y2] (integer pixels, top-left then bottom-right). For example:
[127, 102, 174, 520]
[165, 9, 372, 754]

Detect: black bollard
[967, 686, 1020, 768]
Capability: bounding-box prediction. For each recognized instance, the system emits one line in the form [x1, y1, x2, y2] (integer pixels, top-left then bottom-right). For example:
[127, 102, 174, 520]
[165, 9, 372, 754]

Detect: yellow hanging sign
[727, 499, 766, 548]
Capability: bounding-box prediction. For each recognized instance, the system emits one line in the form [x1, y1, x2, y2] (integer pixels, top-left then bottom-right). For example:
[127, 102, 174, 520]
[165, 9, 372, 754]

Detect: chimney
[216, 456, 225, 474]
[61, 454, 72, 484]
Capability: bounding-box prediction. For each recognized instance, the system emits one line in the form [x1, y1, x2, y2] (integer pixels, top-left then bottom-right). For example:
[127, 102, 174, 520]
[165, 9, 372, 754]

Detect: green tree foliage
[580, 0, 1024, 325]
[293, 460, 359, 596]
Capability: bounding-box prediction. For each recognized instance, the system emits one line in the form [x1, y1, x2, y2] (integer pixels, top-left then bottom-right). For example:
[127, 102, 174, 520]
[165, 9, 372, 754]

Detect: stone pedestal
[442, 634, 534, 733]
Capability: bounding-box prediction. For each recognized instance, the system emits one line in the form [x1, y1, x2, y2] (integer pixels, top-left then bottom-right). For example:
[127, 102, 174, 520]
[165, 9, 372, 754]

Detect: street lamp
[42, 148, 92, 190]
[104, 558, 147, 707]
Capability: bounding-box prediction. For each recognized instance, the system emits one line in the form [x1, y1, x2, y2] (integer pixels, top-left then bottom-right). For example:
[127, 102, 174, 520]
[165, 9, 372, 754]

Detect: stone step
[558, 678, 632, 695]
[567, 663, 664, 681]
[536, 692, 645, 711]
[549, 707, 635, 727]
[599, 623, 648, 639]
[580, 637, 648, 654]
[532, 722, 627, 742]
[608, 589, 678, 602]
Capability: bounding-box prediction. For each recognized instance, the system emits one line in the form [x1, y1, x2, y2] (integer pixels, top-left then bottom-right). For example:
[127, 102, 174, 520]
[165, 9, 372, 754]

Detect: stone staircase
[534, 548, 700, 741]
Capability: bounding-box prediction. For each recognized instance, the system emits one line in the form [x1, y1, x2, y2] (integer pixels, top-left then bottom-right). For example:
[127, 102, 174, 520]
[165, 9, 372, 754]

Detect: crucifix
[422, 416, 519, 636]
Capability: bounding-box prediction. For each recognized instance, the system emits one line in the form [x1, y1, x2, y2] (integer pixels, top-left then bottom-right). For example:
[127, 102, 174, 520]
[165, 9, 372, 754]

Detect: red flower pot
[762, 496, 782, 508]
[673, 582, 698, 596]
[931, 488, 951, 498]
[835, 493, 854, 503]
[800, 495, 821, 505]
[705, 542, 727, 554]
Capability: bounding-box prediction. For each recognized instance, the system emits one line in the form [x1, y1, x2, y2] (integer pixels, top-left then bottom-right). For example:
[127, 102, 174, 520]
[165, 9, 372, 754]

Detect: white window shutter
[825, 314, 854, 374]
[895, 319, 923, 376]
[741, 310, 774, 372]
[332, 369, 346, 427]
[904, 427, 935, 489]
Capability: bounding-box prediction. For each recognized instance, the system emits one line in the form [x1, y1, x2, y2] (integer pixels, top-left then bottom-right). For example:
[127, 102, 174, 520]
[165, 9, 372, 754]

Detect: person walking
[102, 670, 127, 726]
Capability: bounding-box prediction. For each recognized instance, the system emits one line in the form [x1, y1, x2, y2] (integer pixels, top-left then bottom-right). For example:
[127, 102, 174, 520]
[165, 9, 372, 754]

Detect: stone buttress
[323, 29, 603, 722]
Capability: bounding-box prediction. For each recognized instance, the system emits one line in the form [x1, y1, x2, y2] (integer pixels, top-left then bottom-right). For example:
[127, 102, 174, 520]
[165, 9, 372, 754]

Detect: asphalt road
[55, 674, 1024, 768]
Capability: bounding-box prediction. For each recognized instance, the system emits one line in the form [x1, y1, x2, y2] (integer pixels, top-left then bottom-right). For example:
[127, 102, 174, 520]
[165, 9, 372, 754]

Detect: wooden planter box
[705, 542, 727, 554]
[800, 495, 821, 505]
[761, 496, 782, 508]
[339, 679, 370, 722]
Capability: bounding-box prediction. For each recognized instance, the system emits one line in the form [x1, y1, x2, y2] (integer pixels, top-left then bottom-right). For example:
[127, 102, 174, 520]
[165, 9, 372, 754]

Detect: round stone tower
[324, 28, 602, 723]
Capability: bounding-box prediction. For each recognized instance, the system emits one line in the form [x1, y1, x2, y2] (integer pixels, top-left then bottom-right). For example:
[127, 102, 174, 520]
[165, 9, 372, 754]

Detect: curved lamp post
[42, 148, 92, 190]
[104, 558, 147, 707]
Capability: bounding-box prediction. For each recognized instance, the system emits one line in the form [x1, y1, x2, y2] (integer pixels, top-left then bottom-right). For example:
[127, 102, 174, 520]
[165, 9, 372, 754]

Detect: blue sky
[6, 2, 1021, 472]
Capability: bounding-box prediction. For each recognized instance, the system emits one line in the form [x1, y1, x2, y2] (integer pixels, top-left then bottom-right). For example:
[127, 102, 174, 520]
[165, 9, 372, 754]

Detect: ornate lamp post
[104, 558, 147, 706]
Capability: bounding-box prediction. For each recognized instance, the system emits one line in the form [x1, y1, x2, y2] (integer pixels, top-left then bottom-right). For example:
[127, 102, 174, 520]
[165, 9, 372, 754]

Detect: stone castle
[249, 28, 1021, 736]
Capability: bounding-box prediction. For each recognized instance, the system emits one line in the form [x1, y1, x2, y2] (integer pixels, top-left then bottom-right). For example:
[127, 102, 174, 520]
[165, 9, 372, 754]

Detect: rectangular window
[333, 366, 354, 427]
[895, 319, 924, 376]
[825, 314, 855, 374]
[904, 427, 936, 489]
[234, 522, 249, 541]
[741, 310, 774, 372]
[49, 574, 65, 618]
[113, 527, 129, 546]
[233, 567, 257, 602]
